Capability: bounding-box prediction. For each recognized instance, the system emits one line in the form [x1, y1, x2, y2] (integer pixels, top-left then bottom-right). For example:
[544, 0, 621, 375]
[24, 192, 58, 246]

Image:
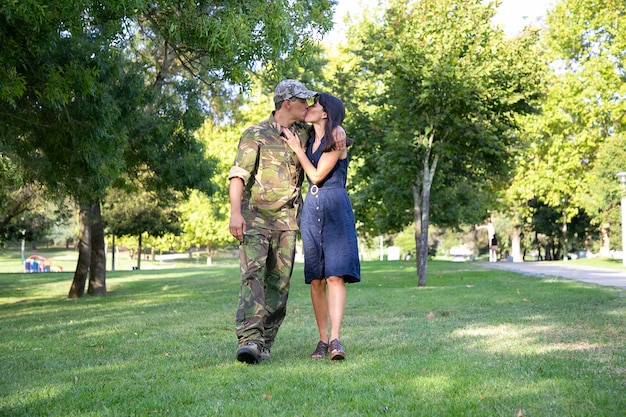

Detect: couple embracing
[228, 79, 360, 364]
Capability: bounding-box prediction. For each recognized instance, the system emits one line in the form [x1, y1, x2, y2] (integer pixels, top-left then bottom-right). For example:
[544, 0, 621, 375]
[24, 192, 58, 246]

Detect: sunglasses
[290, 96, 317, 106]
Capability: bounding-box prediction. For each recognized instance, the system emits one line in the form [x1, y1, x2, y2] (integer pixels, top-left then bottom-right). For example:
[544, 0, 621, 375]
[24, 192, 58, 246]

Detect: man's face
[289, 97, 312, 121]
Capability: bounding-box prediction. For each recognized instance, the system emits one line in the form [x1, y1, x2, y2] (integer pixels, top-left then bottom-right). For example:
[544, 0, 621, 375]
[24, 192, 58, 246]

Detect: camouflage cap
[273, 79, 317, 104]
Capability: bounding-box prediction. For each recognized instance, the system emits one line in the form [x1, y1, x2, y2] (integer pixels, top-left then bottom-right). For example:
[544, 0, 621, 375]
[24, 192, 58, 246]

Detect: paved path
[479, 261, 626, 289]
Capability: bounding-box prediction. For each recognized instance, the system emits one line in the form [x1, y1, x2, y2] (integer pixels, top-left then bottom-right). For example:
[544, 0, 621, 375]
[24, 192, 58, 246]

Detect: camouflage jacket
[228, 112, 310, 230]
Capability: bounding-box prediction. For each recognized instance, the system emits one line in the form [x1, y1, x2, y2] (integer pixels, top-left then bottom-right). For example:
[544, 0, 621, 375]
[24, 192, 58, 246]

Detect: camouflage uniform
[228, 112, 310, 350]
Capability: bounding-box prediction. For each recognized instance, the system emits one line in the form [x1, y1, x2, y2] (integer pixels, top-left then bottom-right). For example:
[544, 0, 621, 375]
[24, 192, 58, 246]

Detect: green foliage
[0, 156, 73, 244]
[102, 186, 182, 240]
[129, 86, 275, 254]
[509, 0, 626, 247]
[528, 198, 598, 257]
[171, 89, 269, 253]
[136, 0, 335, 85]
[177, 190, 233, 252]
[1, 10, 135, 203]
[584, 134, 626, 236]
[0, 0, 337, 213]
[339, 0, 544, 235]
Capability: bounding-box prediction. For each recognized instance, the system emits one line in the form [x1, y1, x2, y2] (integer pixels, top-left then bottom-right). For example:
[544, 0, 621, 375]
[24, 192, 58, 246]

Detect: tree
[175, 116, 236, 254]
[507, 0, 626, 257]
[340, 0, 543, 285]
[0, 158, 39, 243]
[583, 135, 626, 254]
[0, 155, 76, 248]
[1, 1, 160, 296]
[103, 186, 182, 270]
[180, 87, 276, 255]
[1, 1, 336, 297]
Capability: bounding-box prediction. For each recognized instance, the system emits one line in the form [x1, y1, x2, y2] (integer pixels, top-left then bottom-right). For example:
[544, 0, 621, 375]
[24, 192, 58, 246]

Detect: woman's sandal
[329, 339, 345, 361]
[311, 340, 329, 359]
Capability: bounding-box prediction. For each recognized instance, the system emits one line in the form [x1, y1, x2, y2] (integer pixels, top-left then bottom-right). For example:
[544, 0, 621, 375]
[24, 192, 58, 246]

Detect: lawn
[1, 259, 625, 416]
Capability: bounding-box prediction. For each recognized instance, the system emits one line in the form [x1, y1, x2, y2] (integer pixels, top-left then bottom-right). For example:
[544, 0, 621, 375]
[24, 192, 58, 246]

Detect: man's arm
[229, 177, 246, 242]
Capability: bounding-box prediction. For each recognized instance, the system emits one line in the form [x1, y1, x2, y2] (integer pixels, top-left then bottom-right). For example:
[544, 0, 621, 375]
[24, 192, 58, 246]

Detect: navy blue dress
[300, 137, 361, 284]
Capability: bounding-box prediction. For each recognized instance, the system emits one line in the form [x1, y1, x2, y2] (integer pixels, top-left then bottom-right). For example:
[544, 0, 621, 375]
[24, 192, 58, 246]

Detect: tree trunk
[136, 232, 142, 270]
[88, 201, 107, 296]
[413, 186, 423, 277]
[413, 183, 429, 287]
[68, 205, 91, 298]
[413, 133, 439, 287]
[111, 234, 116, 271]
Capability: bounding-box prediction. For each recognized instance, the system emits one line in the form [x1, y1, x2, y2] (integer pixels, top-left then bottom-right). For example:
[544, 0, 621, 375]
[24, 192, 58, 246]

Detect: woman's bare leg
[310, 279, 329, 342]
[327, 276, 346, 341]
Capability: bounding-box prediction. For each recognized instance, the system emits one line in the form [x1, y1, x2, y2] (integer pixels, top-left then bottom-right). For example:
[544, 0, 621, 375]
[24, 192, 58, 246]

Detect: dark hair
[316, 93, 353, 153]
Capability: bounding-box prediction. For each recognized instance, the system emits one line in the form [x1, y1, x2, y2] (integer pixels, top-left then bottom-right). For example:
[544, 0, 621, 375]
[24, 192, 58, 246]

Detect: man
[228, 79, 317, 364]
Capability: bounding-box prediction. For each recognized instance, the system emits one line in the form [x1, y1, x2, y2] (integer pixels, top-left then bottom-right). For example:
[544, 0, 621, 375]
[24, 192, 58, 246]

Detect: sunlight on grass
[409, 375, 453, 393]
[1, 260, 625, 416]
[607, 307, 626, 318]
[453, 324, 604, 354]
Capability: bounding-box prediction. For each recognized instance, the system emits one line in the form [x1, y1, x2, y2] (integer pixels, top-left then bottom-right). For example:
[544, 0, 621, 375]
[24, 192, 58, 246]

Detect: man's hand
[332, 125, 346, 141]
[229, 213, 246, 243]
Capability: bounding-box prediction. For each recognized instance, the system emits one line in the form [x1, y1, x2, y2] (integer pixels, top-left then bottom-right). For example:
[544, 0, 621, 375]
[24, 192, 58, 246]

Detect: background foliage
[1, 0, 625, 285]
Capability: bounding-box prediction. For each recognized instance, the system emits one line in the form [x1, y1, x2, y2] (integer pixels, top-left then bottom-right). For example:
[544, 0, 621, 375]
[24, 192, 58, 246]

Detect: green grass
[1, 259, 625, 416]
[559, 256, 626, 270]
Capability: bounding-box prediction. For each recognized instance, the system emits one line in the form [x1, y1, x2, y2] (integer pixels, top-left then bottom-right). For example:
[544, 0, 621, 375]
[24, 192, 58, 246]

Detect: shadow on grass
[1, 261, 625, 416]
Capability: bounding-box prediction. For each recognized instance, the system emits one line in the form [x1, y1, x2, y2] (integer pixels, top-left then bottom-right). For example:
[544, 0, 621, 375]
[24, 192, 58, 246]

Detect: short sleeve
[229, 129, 259, 183]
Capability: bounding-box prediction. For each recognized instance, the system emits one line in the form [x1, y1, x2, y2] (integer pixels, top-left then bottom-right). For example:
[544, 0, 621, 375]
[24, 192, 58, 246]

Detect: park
[1, 0, 625, 293]
[1, 0, 626, 415]
[1, 250, 625, 416]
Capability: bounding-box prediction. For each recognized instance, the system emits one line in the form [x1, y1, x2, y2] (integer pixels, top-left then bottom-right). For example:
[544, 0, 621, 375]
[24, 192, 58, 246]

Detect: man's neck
[274, 109, 297, 128]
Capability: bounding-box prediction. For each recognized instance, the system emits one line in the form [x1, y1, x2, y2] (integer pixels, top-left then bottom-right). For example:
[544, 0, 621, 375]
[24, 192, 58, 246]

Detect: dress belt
[309, 184, 345, 195]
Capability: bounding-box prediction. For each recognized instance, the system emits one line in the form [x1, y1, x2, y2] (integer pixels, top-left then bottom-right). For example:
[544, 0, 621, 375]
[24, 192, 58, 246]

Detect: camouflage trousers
[236, 227, 296, 350]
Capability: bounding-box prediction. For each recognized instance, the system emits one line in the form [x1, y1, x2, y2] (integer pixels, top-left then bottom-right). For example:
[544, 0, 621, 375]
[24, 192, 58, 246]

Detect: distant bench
[449, 246, 474, 262]
[156, 253, 192, 262]
[154, 251, 204, 262]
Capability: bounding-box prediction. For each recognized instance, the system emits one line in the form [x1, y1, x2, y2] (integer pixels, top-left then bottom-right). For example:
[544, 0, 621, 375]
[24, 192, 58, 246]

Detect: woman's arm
[282, 127, 344, 184]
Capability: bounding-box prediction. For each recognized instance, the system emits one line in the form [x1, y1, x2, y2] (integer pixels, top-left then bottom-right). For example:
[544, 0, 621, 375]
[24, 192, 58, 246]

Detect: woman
[282, 93, 360, 360]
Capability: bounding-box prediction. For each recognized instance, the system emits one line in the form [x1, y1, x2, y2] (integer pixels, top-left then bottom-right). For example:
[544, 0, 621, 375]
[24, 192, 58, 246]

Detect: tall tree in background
[0, 157, 47, 243]
[0, 155, 75, 248]
[340, 0, 543, 285]
[507, 0, 626, 257]
[1, 2, 147, 296]
[103, 185, 182, 270]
